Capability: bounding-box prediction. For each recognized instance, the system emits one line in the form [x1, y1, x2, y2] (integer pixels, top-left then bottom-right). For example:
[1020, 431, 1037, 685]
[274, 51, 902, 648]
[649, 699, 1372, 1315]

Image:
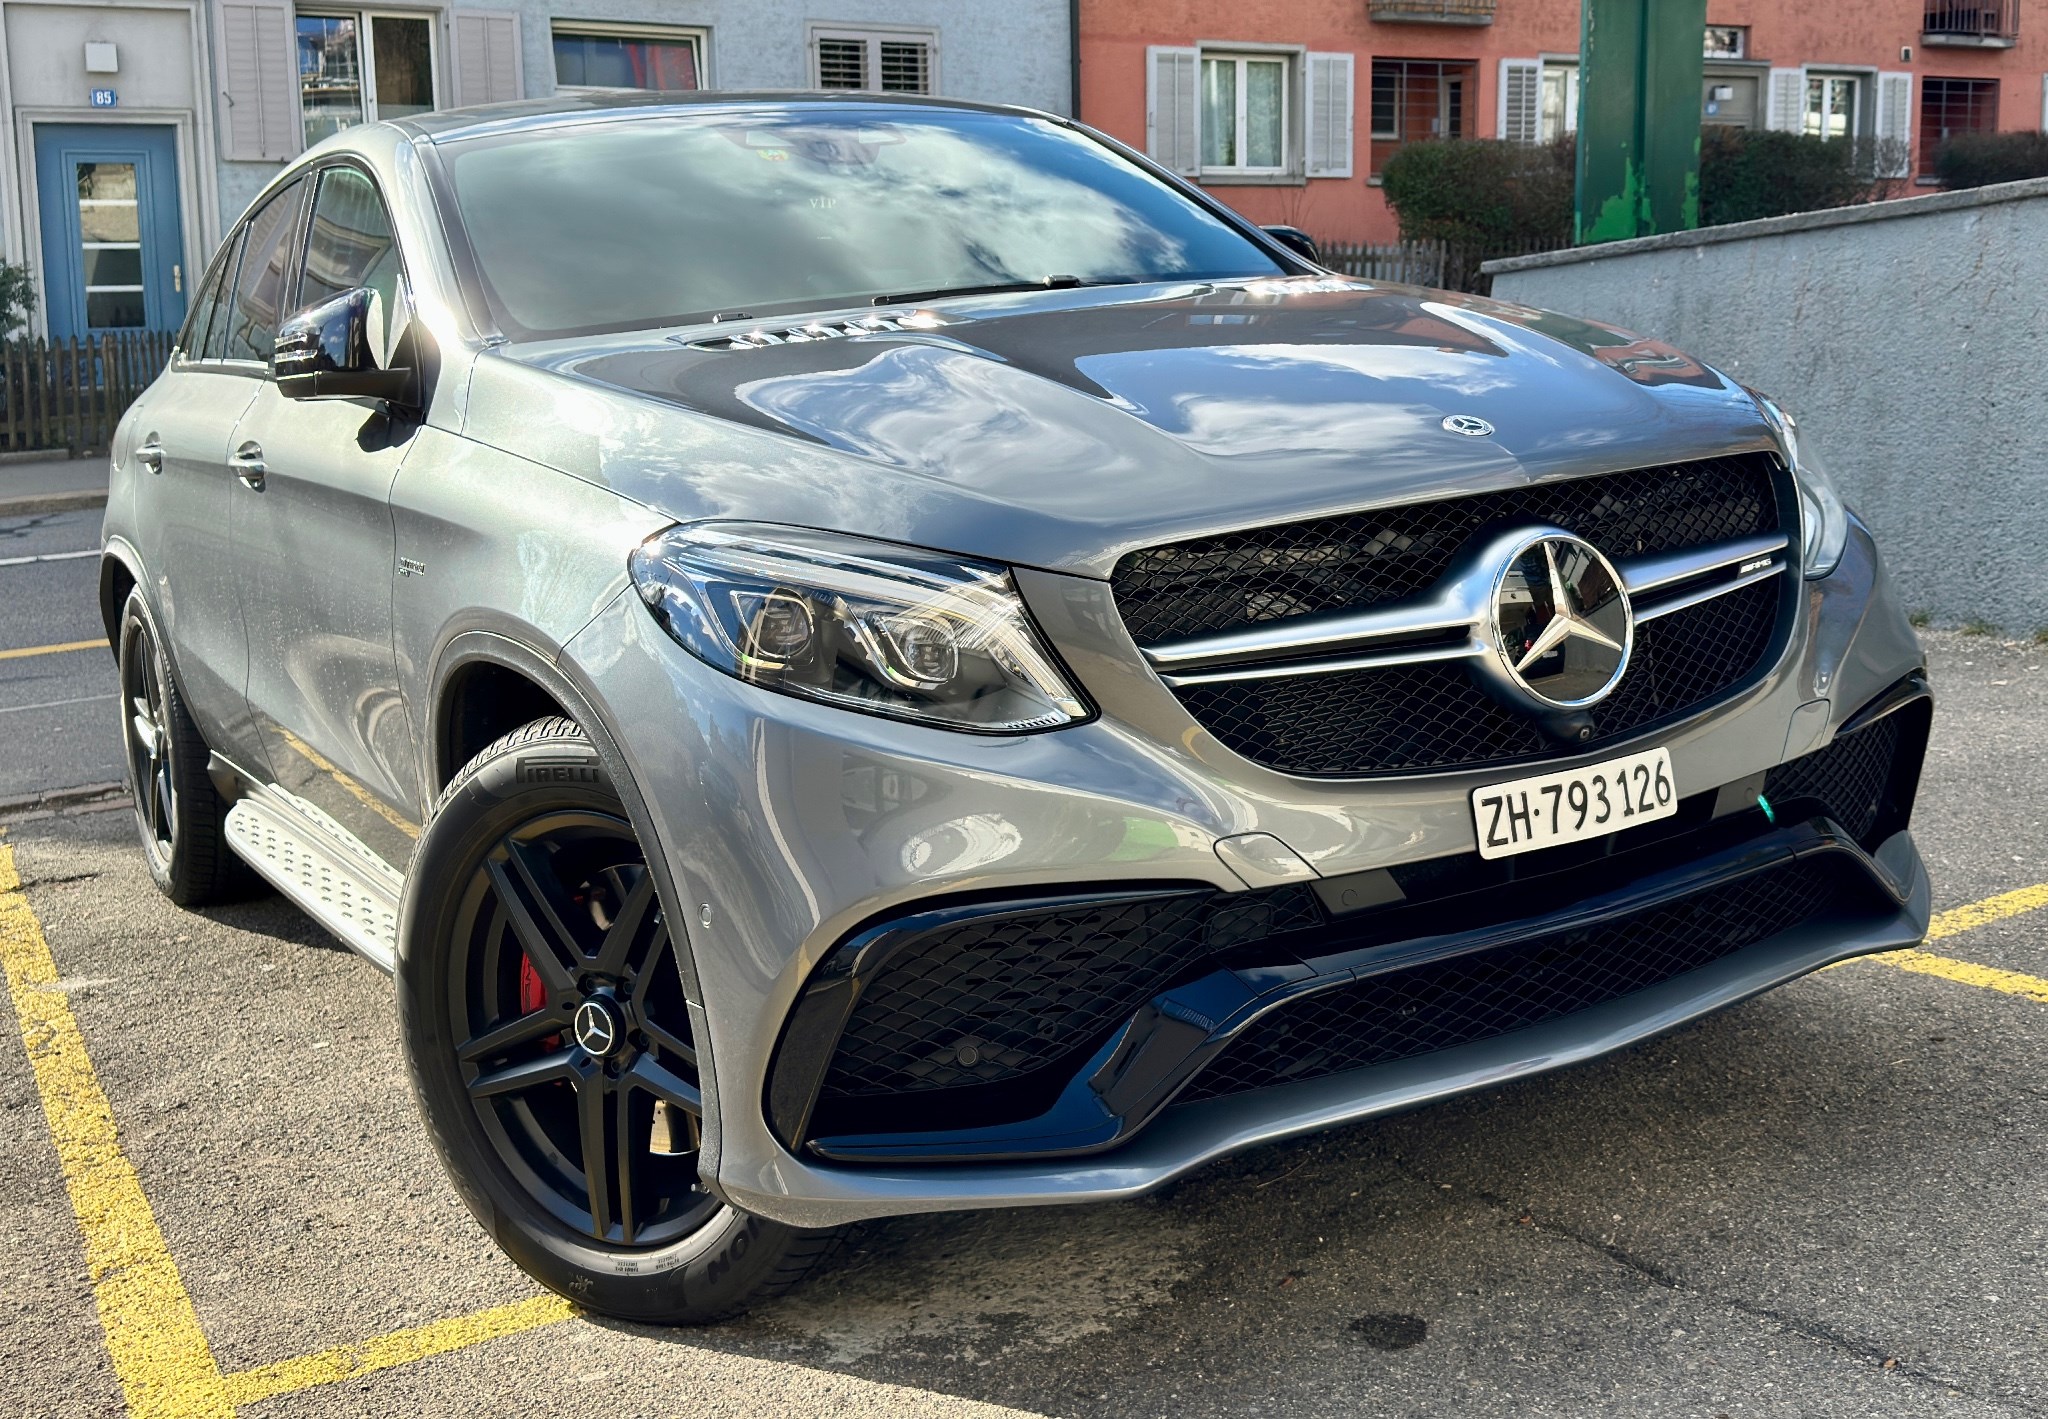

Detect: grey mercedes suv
[102, 93, 1933, 1323]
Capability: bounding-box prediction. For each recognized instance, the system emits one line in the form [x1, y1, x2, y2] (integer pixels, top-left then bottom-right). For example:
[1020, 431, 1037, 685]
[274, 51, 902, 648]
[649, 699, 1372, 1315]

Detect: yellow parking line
[0, 843, 234, 1419]
[1874, 948, 2048, 1005]
[221, 1295, 575, 1407]
[1926, 882, 2048, 942]
[0, 637, 103, 661]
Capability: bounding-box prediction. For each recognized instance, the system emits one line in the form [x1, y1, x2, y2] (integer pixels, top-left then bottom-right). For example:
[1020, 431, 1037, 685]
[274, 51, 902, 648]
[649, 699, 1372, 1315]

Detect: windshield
[441, 108, 1288, 340]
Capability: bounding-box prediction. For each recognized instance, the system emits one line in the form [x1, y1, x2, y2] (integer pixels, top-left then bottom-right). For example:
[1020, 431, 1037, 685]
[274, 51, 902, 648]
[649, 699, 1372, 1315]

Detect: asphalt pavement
[0, 506, 120, 804]
[0, 616, 2043, 1418]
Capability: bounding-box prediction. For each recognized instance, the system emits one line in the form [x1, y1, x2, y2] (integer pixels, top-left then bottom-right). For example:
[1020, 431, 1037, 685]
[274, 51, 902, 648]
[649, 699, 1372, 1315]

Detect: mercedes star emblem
[1441, 414, 1495, 437]
[573, 999, 621, 1057]
[1490, 532, 1633, 708]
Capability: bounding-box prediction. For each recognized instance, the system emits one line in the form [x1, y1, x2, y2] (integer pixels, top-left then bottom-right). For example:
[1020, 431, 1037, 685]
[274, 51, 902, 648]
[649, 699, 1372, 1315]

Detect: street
[2, 498, 2045, 1417]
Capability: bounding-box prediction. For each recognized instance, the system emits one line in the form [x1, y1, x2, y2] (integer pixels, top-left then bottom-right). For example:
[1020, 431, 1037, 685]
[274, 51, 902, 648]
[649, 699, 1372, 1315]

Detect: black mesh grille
[1113, 454, 1782, 645]
[1764, 712, 1907, 847]
[1177, 576, 1781, 776]
[1178, 858, 1845, 1104]
[1116, 455, 1791, 779]
[821, 887, 1326, 1099]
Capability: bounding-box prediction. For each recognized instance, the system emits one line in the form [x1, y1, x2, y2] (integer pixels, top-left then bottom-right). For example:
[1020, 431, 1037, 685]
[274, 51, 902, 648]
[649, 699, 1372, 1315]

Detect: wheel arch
[98, 540, 144, 654]
[421, 627, 730, 1198]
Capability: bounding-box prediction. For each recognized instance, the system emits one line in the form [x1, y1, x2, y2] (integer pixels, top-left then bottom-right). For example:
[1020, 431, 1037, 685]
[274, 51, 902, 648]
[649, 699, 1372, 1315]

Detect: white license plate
[1471, 747, 1677, 860]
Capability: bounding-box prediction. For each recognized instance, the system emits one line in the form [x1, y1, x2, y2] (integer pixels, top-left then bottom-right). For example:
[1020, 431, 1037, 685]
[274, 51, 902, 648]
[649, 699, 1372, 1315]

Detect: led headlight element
[1751, 391, 1848, 579]
[629, 524, 1091, 733]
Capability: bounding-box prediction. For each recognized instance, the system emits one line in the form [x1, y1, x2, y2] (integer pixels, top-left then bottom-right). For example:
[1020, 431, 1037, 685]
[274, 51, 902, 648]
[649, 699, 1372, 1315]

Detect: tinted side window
[299, 167, 402, 355]
[201, 230, 249, 363]
[176, 243, 230, 357]
[223, 177, 307, 362]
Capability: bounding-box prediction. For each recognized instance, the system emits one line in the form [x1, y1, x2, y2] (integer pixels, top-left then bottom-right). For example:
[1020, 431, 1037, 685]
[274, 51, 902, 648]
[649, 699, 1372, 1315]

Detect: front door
[230, 162, 419, 870]
[34, 124, 187, 339]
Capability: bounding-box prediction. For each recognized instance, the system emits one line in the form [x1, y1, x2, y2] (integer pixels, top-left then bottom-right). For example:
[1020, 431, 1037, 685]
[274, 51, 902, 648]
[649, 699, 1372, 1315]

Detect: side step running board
[223, 785, 404, 972]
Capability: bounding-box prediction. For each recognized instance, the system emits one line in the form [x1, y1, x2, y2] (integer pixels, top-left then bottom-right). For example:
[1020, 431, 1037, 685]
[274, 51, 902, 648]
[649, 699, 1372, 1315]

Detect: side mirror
[274, 287, 413, 404]
[1262, 225, 1321, 265]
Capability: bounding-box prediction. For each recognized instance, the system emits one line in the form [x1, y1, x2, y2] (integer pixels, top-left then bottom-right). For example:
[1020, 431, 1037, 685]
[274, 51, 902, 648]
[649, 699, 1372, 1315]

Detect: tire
[397, 716, 843, 1324]
[117, 587, 250, 906]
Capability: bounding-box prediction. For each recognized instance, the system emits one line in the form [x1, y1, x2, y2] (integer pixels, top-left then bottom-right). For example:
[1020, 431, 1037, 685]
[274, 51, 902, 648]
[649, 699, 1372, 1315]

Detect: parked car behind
[101, 93, 1932, 1323]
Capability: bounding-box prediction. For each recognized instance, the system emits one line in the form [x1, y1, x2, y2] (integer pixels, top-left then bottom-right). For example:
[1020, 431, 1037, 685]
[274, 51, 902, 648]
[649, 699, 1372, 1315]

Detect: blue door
[34, 124, 187, 339]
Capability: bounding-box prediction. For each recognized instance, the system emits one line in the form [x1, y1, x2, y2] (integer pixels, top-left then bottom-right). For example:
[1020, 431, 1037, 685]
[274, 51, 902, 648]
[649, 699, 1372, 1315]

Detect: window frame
[1804, 71, 1864, 142]
[1539, 58, 1579, 141]
[1370, 57, 1474, 171]
[1198, 50, 1292, 177]
[549, 20, 709, 94]
[215, 173, 314, 376]
[1704, 25, 1748, 60]
[295, 8, 442, 151]
[1918, 76, 2000, 179]
[808, 22, 939, 95]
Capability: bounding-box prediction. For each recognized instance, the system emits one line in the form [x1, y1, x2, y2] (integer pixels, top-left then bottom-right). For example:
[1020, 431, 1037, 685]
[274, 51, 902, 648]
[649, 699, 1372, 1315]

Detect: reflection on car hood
[487, 278, 1777, 579]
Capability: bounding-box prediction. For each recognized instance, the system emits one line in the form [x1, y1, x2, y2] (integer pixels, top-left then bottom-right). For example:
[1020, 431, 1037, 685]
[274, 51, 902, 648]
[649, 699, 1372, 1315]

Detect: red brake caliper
[518, 954, 561, 1049]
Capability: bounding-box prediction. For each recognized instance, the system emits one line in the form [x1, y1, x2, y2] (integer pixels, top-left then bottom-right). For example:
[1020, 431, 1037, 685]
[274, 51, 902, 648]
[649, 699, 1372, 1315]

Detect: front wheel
[397, 717, 841, 1324]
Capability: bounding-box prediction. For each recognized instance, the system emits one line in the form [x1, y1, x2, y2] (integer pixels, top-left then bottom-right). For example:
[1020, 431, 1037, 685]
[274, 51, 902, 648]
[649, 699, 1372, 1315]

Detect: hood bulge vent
[678, 310, 960, 352]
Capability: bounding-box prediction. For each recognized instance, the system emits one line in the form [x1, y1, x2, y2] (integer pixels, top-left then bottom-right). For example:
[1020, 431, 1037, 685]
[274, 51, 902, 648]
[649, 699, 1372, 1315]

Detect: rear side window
[179, 234, 241, 361]
[221, 177, 306, 363]
[299, 167, 403, 357]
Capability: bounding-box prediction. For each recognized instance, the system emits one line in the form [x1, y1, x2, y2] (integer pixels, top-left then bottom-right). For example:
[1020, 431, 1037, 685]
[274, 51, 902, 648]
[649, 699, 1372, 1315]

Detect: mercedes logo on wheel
[573, 999, 621, 1057]
[1491, 532, 1634, 709]
[1441, 413, 1495, 437]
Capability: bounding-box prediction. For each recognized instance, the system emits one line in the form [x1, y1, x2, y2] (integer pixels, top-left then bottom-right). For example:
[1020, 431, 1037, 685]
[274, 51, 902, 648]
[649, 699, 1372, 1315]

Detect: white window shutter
[1146, 46, 1199, 176]
[1874, 71, 1913, 178]
[214, 0, 298, 162]
[1766, 66, 1806, 133]
[1498, 59, 1541, 145]
[453, 10, 524, 108]
[1305, 52, 1354, 178]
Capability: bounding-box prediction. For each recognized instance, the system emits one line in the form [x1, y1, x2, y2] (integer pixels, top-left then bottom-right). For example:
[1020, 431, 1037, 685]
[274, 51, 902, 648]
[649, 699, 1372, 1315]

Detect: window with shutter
[1146, 46, 1199, 176]
[1873, 72, 1913, 179]
[810, 27, 936, 95]
[1305, 52, 1353, 178]
[1498, 58, 1541, 145]
[1766, 67, 1807, 133]
[215, 0, 298, 162]
[452, 10, 523, 107]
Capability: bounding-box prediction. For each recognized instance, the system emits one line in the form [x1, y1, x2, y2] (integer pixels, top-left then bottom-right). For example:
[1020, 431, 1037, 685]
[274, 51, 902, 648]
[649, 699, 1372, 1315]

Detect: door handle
[136, 436, 164, 475]
[231, 441, 266, 491]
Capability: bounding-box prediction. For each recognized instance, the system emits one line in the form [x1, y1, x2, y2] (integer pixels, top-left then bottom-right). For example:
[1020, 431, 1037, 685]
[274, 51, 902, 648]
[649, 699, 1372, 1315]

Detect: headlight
[1751, 391, 1847, 579]
[629, 523, 1091, 733]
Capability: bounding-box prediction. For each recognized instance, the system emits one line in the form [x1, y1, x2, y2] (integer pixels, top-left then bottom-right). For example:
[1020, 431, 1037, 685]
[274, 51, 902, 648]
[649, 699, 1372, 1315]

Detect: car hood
[478, 279, 1779, 580]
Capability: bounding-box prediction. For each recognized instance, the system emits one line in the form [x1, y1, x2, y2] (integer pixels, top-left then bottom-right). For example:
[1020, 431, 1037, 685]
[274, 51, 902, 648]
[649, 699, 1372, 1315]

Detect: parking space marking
[220, 1296, 575, 1407]
[1926, 882, 2048, 943]
[0, 692, 116, 716]
[0, 547, 98, 568]
[0, 637, 103, 661]
[0, 843, 234, 1419]
[5, 818, 2047, 1416]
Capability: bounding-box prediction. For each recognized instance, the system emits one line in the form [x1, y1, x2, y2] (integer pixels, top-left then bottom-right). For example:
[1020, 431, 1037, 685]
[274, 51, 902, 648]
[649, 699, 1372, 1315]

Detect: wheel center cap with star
[1489, 532, 1634, 709]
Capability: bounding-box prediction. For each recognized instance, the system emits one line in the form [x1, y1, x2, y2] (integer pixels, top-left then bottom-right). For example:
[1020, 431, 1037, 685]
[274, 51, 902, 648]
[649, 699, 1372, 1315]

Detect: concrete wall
[1488, 178, 2048, 633]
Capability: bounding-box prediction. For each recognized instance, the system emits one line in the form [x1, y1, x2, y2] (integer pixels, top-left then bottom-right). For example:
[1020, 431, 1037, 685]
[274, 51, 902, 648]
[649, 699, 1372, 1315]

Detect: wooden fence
[0, 330, 175, 455]
[1316, 235, 1571, 295]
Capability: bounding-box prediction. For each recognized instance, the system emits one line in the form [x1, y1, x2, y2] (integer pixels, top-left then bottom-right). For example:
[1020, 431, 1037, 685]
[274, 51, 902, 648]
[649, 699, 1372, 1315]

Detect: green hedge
[1379, 129, 1904, 285]
[1933, 130, 2048, 189]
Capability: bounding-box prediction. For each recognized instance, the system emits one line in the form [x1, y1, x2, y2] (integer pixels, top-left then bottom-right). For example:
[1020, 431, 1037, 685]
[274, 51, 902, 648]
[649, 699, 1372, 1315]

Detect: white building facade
[0, 0, 1073, 339]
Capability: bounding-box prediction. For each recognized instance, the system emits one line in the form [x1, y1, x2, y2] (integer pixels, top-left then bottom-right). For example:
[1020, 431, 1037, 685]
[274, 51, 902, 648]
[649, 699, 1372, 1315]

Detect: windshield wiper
[872, 274, 1083, 306]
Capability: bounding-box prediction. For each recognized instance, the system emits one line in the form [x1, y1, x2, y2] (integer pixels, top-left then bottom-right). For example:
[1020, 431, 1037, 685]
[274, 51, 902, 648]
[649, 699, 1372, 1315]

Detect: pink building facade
[1079, 0, 2048, 242]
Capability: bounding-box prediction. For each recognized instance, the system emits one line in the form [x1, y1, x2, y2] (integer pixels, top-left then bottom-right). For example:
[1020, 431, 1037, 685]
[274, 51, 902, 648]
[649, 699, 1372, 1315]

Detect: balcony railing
[1922, 0, 2020, 45]
[1368, 0, 1497, 25]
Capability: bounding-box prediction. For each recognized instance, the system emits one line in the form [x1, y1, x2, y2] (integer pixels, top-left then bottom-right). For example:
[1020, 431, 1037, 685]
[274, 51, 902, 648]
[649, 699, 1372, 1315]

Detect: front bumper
[562, 517, 1927, 1228]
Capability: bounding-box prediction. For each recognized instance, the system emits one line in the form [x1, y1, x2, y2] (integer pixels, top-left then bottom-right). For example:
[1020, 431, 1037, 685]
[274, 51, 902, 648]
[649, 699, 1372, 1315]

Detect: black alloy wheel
[401, 717, 843, 1324]
[119, 606, 177, 871]
[450, 809, 718, 1247]
[115, 587, 249, 905]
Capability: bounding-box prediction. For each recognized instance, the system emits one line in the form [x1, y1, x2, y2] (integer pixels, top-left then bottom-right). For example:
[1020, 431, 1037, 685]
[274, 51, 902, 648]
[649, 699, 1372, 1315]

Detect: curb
[0, 781, 126, 824]
[0, 490, 107, 518]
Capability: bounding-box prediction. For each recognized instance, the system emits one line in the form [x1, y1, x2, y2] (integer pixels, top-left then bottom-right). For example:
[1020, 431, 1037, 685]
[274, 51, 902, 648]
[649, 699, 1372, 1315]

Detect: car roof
[392, 89, 1046, 143]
